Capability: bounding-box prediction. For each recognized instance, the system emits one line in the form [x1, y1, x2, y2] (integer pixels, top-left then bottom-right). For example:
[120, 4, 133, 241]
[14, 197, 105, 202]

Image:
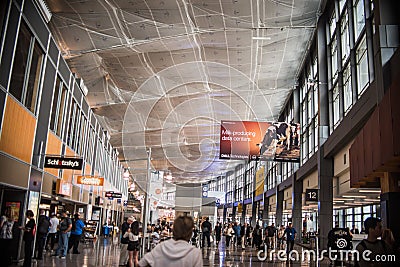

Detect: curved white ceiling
[46, 0, 322, 183]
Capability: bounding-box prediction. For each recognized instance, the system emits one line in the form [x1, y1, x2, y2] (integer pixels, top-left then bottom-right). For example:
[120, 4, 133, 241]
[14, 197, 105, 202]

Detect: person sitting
[138, 215, 203, 267]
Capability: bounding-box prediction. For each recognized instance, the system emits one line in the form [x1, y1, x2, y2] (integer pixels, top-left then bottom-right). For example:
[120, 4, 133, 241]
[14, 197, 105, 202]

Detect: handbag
[210, 235, 214, 242]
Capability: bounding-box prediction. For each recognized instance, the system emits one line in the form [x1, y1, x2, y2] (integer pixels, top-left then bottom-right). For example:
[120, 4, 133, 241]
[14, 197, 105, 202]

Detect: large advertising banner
[219, 120, 300, 162]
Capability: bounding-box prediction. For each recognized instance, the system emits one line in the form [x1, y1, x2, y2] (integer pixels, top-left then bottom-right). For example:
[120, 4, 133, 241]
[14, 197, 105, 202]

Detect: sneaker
[51, 254, 58, 257]
[60, 256, 66, 259]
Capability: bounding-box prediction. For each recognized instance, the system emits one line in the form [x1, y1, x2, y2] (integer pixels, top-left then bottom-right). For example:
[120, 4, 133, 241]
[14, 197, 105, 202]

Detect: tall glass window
[314, 117, 318, 150]
[330, 37, 338, 82]
[356, 36, 369, 96]
[50, 77, 61, 131]
[308, 129, 313, 157]
[25, 42, 43, 113]
[341, 11, 350, 62]
[9, 22, 31, 101]
[56, 86, 67, 137]
[307, 91, 313, 123]
[333, 84, 340, 127]
[9, 21, 43, 114]
[343, 64, 352, 112]
[353, 0, 365, 41]
[329, 12, 336, 39]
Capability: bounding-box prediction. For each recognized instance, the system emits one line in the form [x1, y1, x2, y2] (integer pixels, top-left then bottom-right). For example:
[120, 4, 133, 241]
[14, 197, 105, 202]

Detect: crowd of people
[198, 220, 297, 255]
[0, 209, 86, 266]
[1, 208, 399, 267]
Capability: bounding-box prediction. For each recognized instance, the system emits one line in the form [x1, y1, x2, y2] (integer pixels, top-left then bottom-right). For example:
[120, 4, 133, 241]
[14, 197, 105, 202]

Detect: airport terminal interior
[0, 0, 399, 266]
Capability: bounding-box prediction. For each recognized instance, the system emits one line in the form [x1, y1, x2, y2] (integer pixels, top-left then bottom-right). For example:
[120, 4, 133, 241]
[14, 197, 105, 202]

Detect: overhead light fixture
[252, 36, 271, 40]
[358, 189, 381, 193]
[343, 195, 367, 198]
[365, 198, 380, 202]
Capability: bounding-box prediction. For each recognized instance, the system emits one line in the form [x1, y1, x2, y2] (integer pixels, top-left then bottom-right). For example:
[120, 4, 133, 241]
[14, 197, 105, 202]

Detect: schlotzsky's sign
[44, 156, 83, 170]
[76, 175, 104, 186]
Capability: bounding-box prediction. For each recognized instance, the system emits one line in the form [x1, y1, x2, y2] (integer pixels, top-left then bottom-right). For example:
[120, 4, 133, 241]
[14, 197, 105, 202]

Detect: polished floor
[12, 237, 334, 267]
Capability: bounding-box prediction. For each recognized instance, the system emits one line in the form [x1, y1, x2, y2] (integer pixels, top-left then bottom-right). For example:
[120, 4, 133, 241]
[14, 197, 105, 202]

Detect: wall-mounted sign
[76, 176, 104, 186]
[105, 191, 122, 198]
[56, 180, 72, 196]
[305, 189, 318, 202]
[44, 156, 83, 170]
[6, 202, 21, 222]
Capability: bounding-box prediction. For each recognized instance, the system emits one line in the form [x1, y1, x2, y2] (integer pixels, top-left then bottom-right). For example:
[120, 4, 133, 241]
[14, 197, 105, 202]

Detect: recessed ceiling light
[252, 36, 271, 40]
[343, 195, 367, 198]
[358, 189, 381, 193]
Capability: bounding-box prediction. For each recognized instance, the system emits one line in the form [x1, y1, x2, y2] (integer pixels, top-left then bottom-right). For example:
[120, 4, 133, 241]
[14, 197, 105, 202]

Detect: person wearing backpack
[68, 213, 85, 254]
[34, 209, 49, 260]
[201, 217, 212, 248]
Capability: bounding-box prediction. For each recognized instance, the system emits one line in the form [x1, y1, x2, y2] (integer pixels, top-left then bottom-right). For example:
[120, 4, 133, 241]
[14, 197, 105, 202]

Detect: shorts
[127, 241, 139, 251]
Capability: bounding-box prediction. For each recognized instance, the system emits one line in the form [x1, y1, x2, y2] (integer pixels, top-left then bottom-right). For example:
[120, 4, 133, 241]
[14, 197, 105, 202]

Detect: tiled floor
[11, 237, 333, 267]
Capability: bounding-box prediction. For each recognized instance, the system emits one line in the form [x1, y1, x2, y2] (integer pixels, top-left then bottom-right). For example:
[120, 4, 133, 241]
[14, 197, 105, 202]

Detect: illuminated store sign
[44, 156, 83, 170]
[76, 176, 104, 186]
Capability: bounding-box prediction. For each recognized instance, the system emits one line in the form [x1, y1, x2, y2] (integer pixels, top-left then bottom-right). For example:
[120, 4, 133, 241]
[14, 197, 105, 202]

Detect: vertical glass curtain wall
[3, 0, 126, 193]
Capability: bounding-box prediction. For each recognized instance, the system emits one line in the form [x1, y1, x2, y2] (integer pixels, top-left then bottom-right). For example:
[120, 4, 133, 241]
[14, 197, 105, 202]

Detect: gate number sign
[305, 189, 318, 202]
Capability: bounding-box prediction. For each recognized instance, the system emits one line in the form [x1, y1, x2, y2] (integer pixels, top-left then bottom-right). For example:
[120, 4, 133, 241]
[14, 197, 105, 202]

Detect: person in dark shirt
[20, 210, 35, 267]
[201, 217, 212, 247]
[355, 217, 396, 267]
[214, 222, 222, 246]
[284, 223, 297, 257]
[34, 209, 49, 260]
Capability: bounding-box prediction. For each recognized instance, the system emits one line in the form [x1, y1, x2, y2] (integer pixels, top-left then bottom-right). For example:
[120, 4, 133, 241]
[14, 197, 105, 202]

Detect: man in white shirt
[46, 213, 59, 252]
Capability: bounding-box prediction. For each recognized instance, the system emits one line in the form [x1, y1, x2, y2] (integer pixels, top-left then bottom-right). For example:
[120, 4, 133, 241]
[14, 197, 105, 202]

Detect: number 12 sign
[305, 189, 318, 202]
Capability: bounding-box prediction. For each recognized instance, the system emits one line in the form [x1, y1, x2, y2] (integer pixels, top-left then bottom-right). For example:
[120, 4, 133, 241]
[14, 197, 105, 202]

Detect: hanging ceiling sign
[219, 120, 300, 162]
[105, 191, 122, 198]
[76, 176, 104, 186]
[44, 156, 83, 170]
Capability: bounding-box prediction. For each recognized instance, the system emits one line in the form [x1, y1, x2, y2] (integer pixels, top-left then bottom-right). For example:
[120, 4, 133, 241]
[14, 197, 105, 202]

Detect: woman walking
[124, 220, 140, 267]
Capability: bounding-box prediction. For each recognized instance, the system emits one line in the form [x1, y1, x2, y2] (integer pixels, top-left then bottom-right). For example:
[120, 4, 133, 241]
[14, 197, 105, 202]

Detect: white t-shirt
[49, 217, 59, 233]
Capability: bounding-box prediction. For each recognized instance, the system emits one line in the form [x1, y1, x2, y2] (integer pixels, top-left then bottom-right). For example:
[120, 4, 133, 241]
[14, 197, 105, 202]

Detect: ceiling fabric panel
[46, 0, 321, 183]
